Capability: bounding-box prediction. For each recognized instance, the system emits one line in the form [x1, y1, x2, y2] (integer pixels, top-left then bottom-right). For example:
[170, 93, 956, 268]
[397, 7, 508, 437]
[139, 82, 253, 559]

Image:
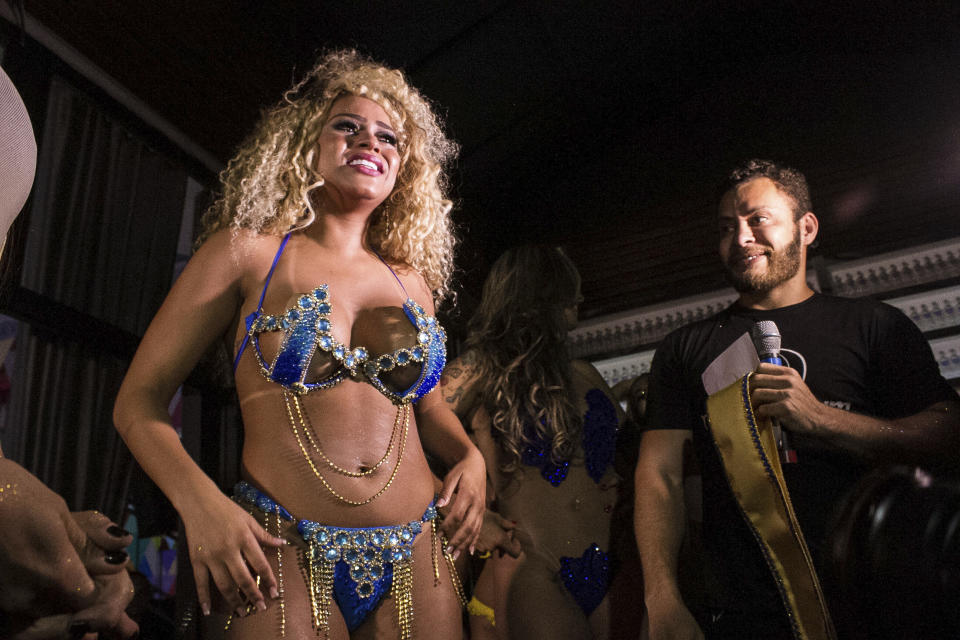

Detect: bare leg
[217, 541, 350, 639]
[505, 556, 591, 640]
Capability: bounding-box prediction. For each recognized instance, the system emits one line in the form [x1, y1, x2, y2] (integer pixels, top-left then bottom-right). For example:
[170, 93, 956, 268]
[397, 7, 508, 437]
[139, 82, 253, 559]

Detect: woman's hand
[436, 446, 486, 559]
[70, 511, 133, 576]
[476, 509, 522, 558]
[181, 492, 285, 617]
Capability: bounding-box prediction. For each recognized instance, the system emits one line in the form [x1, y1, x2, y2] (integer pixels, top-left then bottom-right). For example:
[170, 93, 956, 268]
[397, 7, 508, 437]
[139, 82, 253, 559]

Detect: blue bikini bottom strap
[234, 481, 450, 637]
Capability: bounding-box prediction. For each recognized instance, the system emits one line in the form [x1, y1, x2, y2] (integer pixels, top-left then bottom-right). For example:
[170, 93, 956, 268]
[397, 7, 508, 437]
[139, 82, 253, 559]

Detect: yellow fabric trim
[706, 374, 836, 640]
[467, 595, 496, 627]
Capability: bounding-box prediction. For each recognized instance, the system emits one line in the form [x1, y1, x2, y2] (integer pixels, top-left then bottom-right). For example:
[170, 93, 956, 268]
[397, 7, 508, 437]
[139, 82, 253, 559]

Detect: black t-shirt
[645, 293, 958, 616]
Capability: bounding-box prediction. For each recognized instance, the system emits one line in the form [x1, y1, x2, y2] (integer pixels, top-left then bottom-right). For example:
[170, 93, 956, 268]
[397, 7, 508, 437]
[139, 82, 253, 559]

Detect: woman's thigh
[505, 557, 592, 640]
[208, 541, 351, 639]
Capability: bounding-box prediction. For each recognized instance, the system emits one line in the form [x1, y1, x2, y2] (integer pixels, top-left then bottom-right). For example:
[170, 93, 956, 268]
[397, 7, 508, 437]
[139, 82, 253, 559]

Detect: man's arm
[634, 428, 703, 640]
[751, 363, 960, 466]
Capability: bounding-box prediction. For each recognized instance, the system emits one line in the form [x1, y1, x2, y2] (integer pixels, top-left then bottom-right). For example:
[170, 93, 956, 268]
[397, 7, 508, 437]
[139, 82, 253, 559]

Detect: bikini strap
[255, 232, 293, 311]
[233, 233, 293, 372]
[373, 250, 410, 299]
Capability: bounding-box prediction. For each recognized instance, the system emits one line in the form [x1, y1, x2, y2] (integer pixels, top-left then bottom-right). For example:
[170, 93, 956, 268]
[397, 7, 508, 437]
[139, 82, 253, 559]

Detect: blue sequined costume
[233, 233, 446, 404]
[235, 482, 440, 632]
[230, 234, 457, 637]
[519, 388, 617, 615]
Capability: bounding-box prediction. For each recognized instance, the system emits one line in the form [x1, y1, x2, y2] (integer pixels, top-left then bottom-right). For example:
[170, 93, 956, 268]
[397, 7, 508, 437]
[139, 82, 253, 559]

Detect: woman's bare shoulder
[569, 358, 609, 388]
[191, 228, 288, 286]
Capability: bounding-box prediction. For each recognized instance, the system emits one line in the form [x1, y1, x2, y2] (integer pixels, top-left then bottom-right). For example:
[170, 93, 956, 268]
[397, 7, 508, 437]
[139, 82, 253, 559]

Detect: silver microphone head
[751, 320, 782, 360]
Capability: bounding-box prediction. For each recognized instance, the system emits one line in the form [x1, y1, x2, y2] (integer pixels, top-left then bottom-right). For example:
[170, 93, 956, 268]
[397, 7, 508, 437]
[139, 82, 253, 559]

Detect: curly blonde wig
[466, 246, 583, 473]
[199, 49, 459, 302]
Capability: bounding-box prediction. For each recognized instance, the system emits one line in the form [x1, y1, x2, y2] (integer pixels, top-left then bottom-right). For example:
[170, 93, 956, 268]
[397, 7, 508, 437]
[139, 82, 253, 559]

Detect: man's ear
[799, 211, 819, 247]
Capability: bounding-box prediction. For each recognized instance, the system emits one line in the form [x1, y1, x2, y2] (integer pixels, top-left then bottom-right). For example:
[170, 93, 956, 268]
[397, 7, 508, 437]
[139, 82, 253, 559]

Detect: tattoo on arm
[444, 386, 464, 404]
[443, 365, 463, 380]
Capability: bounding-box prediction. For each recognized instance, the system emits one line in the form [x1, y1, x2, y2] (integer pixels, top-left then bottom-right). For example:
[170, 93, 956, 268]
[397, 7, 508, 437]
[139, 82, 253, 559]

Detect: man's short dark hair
[719, 159, 812, 220]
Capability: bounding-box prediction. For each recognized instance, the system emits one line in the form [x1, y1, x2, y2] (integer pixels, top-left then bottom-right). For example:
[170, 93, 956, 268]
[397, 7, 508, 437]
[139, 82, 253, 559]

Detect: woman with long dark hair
[442, 245, 621, 639]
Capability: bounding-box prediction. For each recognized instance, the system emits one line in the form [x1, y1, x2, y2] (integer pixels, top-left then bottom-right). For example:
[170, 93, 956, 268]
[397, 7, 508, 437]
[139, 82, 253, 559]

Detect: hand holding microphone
[751, 321, 798, 463]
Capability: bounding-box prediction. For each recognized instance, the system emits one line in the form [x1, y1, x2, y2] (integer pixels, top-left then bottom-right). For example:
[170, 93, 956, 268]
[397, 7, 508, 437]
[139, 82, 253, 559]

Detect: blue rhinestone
[400, 529, 412, 542]
[256, 495, 272, 511]
[364, 549, 378, 562]
[287, 309, 300, 322]
[379, 356, 393, 369]
[371, 532, 384, 545]
[388, 533, 399, 547]
[336, 532, 349, 546]
[317, 530, 329, 544]
[333, 346, 345, 359]
[324, 547, 339, 561]
[393, 549, 404, 562]
[313, 287, 326, 300]
[298, 295, 314, 310]
[358, 583, 373, 597]
[411, 347, 423, 360]
[354, 533, 366, 546]
[265, 317, 277, 330]
[365, 362, 378, 376]
[316, 318, 330, 331]
[319, 335, 333, 349]
[350, 565, 365, 580]
[345, 549, 359, 563]
[281, 318, 290, 329]
[317, 303, 331, 314]
[369, 565, 382, 578]
[426, 317, 436, 325]
[417, 332, 430, 344]
[355, 348, 367, 360]
[345, 355, 355, 367]
[411, 521, 422, 534]
[416, 317, 427, 328]
[402, 548, 412, 560]
[397, 352, 410, 365]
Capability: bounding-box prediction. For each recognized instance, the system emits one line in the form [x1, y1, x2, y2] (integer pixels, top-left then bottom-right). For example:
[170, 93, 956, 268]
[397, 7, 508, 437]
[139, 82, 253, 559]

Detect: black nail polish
[69, 620, 91, 639]
[107, 525, 131, 537]
[105, 550, 128, 565]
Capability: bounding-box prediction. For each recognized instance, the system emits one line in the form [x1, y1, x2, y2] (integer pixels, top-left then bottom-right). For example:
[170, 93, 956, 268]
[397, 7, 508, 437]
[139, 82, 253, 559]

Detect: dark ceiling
[7, 1, 960, 323]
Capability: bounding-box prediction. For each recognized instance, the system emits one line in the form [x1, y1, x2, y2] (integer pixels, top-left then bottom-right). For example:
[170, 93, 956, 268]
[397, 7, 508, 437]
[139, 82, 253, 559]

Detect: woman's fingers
[192, 560, 213, 616]
[245, 527, 282, 600]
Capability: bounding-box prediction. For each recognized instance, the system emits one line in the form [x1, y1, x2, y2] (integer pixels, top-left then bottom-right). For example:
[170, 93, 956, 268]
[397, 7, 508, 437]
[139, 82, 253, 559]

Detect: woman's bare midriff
[235, 372, 437, 529]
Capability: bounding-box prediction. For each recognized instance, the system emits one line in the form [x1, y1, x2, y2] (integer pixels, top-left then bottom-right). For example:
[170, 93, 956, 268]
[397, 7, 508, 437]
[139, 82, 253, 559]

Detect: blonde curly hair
[199, 49, 459, 302]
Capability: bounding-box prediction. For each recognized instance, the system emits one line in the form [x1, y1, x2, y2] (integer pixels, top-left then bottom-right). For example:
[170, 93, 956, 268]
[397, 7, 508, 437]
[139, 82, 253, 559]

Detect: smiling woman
[113, 50, 482, 639]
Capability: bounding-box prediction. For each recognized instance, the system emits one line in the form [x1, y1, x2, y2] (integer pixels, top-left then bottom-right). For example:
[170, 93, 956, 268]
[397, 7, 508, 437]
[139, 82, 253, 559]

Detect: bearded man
[633, 159, 960, 639]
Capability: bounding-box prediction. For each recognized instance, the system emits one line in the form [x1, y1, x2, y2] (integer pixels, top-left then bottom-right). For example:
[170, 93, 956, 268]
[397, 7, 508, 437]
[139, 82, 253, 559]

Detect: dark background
[9, 0, 960, 321]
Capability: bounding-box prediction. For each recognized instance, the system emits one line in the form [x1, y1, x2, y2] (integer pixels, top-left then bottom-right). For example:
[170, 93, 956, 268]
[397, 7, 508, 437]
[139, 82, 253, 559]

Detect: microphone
[751, 320, 797, 463]
[751, 320, 783, 365]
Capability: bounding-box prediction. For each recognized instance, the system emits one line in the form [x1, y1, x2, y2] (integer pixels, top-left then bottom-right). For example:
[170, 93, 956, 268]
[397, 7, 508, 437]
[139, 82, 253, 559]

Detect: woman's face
[313, 95, 401, 208]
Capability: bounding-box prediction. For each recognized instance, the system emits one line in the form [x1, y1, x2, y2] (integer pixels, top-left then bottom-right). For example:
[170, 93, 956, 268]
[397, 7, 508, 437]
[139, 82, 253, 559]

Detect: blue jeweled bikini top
[520, 388, 618, 486]
[233, 233, 446, 404]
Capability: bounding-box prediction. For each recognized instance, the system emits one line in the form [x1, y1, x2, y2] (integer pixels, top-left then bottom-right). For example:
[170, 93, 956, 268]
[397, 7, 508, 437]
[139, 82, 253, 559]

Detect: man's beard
[723, 227, 802, 294]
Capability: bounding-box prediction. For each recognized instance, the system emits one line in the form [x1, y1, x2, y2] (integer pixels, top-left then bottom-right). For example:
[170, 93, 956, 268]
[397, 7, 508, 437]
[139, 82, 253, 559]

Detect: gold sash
[706, 374, 836, 640]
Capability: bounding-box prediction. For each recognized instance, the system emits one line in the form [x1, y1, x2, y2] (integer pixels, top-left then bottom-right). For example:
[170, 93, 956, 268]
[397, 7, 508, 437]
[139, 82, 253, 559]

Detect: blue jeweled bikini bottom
[234, 481, 438, 633]
[558, 542, 611, 616]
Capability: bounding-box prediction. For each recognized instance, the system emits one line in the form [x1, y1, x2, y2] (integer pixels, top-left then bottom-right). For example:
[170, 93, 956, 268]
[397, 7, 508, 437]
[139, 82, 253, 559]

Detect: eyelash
[332, 121, 397, 146]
